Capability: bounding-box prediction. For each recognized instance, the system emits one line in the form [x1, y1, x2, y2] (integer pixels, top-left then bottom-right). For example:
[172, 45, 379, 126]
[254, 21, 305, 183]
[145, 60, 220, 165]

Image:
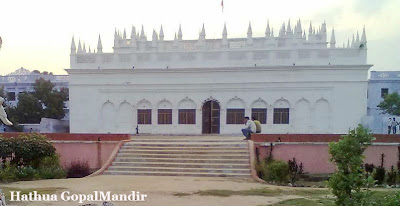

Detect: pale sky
[0, 0, 399, 75]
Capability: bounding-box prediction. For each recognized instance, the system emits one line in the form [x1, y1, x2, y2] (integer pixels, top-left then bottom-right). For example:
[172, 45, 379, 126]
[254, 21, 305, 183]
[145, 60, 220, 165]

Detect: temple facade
[67, 20, 371, 134]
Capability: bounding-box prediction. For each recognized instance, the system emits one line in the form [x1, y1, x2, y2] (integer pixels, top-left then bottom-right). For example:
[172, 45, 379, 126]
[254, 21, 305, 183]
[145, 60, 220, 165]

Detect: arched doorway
[202, 100, 220, 134]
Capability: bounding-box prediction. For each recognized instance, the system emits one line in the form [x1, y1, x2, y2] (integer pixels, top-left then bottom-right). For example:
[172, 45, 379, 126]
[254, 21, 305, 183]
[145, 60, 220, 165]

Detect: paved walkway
[2, 175, 304, 206]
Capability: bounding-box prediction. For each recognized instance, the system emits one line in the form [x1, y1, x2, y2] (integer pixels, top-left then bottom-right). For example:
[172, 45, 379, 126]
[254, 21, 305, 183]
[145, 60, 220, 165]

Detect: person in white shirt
[242, 117, 256, 140]
[392, 117, 398, 134]
[388, 118, 392, 134]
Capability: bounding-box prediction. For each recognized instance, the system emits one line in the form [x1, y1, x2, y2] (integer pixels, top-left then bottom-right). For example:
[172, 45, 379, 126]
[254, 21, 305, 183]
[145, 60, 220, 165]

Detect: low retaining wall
[53, 141, 119, 169]
[251, 134, 400, 143]
[0, 133, 130, 170]
[0, 133, 130, 141]
[253, 134, 400, 174]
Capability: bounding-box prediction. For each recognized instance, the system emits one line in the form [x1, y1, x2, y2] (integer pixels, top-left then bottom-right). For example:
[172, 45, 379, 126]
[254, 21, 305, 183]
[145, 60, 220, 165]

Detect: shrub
[380, 192, 400, 206]
[365, 163, 375, 178]
[387, 166, 397, 186]
[67, 160, 91, 178]
[0, 133, 56, 168]
[328, 124, 375, 206]
[37, 155, 66, 179]
[264, 160, 290, 183]
[16, 166, 38, 181]
[288, 157, 304, 184]
[0, 161, 18, 183]
[0, 135, 65, 182]
[374, 154, 386, 185]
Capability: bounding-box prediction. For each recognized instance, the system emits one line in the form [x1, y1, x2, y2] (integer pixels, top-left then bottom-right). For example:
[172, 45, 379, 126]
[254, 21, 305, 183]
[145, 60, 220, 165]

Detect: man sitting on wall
[242, 117, 256, 140]
[252, 117, 262, 133]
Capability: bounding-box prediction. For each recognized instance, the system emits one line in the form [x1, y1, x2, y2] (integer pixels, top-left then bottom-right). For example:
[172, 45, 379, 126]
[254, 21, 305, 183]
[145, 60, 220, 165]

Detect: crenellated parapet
[70, 19, 368, 69]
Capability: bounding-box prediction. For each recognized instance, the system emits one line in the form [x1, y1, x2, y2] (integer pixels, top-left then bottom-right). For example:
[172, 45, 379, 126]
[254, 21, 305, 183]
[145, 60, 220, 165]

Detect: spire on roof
[173, 32, 178, 47]
[159, 25, 164, 41]
[247, 21, 253, 37]
[178, 24, 183, 40]
[265, 19, 271, 37]
[97, 34, 103, 53]
[70, 36, 76, 54]
[123, 28, 127, 40]
[140, 25, 146, 40]
[82, 42, 86, 53]
[356, 31, 360, 44]
[286, 19, 292, 34]
[247, 21, 253, 45]
[330, 28, 336, 48]
[131, 26, 136, 40]
[152, 29, 158, 48]
[360, 26, 367, 48]
[200, 23, 206, 38]
[222, 23, 228, 46]
[77, 39, 82, 53]
[297, 18, 302, 34]
[152, 30, 158, 40]
[279, 22, 286, 37]
[222, 23, 227, 36]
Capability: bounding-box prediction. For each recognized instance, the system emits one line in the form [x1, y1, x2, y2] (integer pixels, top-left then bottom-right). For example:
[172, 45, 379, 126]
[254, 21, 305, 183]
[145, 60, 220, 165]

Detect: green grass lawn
[174, 187, 400, 206]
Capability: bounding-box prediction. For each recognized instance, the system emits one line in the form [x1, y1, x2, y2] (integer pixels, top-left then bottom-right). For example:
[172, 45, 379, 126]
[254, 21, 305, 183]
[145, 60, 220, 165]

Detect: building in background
[68, 20, 370, 134]
[364, 71, 400, 133]
[0, 67, 69, 120]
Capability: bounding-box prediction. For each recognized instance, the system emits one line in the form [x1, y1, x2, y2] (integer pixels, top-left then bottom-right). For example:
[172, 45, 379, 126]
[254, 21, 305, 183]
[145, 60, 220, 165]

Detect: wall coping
[255, 142, 400, 146]
[50, 141, 119, 144]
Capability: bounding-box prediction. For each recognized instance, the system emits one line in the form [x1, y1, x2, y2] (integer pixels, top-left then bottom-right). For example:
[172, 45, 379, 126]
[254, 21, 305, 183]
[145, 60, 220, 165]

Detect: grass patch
[289, 189, 330, 197]
[192, 188, 330, 198]
[270, 198, 335, 206]
[195, 188, 283, 197]
[173, 192, 192, 197]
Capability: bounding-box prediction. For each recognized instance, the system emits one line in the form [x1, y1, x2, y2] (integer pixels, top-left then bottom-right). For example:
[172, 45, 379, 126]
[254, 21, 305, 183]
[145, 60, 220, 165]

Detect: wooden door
[202, 100, 220, 134]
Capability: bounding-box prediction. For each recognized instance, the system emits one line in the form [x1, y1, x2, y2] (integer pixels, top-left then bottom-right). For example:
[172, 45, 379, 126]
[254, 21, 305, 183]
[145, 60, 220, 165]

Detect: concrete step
[112, 162, 250, 169]
[121, 146, 248, 150]
[115, 153, 249, 159]
[114, 157, 250, 164]
[130, 139, 244, 143]
[103, 170, 251, 178]
[123, 143, 248, 148]
[105, 137, 251, 178]
[118, 149, 249, 155]
[107, 166, 251, 174]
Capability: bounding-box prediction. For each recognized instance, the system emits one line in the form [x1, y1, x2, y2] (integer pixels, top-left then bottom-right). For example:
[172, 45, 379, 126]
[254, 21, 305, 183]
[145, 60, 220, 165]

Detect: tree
[7, 92, 43, 124]
[33, 78, 54, 103]
[32, 78, 68, 119]
[328, 125, 375, 206]
[5, 78, 68, 124]
[378, 92, 400, 116]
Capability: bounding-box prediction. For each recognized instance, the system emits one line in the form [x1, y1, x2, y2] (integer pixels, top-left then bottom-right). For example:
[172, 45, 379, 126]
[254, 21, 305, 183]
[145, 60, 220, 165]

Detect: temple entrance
[202, 100, 220, 134]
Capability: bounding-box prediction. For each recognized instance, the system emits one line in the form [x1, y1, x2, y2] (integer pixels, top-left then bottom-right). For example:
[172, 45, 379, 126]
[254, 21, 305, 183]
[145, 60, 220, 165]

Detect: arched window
[273, 99, 290, 124]
[157, 100, 173, 124]
[226, 98, 245, 124]
[137, 100, 152, 124]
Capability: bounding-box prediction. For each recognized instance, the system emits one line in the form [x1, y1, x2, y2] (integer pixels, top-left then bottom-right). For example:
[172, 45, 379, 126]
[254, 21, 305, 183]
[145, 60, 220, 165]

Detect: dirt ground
[0, 175, 320, 206]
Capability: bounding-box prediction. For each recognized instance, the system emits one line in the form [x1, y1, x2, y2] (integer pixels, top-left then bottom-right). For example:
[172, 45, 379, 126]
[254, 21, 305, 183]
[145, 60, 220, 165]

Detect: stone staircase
[104, 136, 251, 177]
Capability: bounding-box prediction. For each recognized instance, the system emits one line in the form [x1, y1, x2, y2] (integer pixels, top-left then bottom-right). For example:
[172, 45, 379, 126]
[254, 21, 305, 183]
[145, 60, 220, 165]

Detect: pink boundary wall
[0, 133, 130, 170]
[256, 143, 399, 174]
[53, 142, 119, 169]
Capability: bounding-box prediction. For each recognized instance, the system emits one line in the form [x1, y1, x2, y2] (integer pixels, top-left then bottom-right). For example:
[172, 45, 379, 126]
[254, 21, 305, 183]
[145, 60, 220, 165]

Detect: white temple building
[67, 20, 371, 134]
